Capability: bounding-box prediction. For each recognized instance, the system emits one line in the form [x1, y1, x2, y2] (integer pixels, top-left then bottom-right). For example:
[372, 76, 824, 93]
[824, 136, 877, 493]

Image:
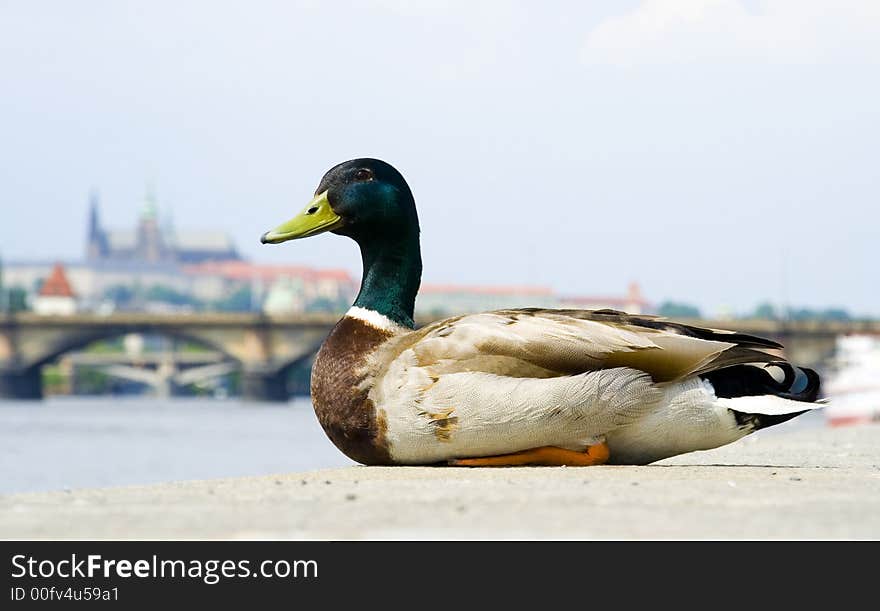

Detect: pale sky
[1, 1, 878, 316]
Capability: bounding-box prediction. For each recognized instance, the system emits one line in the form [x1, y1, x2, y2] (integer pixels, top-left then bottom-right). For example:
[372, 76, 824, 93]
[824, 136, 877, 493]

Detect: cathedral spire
[137, 182, 165, 262]
[86, 189, 108, 260]
[142, 183, 158, 221]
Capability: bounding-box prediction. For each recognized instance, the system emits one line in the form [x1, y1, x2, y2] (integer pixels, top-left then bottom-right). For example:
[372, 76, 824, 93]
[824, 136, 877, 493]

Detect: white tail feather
[716, 395, 823, 416]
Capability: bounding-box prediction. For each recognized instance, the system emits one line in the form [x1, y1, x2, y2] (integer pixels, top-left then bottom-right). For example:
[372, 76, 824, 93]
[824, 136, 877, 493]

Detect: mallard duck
[261, 158, 821, 466]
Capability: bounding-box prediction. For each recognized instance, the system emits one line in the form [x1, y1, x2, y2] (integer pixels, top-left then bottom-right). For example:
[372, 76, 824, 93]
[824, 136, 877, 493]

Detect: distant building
[33, 264, 77, 315]
[415, 282, 651, 317]
[559, 282, 650, 315]
[4, 259, 191, 311]
[86, 189, 241, 264]
[183, 261, 357, 312]
[416, 284, 558, 317]
[3, 192, 356, 313]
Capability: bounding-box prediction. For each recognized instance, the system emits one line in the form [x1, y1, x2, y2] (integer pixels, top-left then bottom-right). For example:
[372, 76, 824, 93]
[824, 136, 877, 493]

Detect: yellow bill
[260, 191, 342, 244]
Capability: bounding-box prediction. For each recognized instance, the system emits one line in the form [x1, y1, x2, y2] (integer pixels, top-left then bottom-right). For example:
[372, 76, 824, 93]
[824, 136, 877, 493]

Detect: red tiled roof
[183, 261, 354, 283]
[39, 264, 76, 298]
[562, 296, 650, 306]
[563, 282, 650, 307]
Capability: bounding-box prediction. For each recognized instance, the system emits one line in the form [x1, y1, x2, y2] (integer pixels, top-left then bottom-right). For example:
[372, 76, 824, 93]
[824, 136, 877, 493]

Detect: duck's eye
[355, 169, 373, 181]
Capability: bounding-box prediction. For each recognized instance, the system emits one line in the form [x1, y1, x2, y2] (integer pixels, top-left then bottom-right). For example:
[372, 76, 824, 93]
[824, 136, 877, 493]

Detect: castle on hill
[86, 189, 240, 264]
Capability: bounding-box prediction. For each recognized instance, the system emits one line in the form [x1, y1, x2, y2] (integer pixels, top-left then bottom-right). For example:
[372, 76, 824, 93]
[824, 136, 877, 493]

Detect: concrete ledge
[2, 424, 879, 539]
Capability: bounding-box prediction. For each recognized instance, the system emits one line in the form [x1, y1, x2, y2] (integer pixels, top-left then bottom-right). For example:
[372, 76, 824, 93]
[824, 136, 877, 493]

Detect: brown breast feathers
[310, 316, 394, 465]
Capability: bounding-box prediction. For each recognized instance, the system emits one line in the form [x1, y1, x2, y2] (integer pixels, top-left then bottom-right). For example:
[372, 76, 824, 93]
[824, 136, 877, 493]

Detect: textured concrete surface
[2, 423, 879, 539]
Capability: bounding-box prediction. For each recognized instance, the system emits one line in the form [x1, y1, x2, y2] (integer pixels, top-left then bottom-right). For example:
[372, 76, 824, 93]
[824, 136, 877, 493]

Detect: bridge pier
[0, 367, 42, 400]
[241, 368, 289, 402]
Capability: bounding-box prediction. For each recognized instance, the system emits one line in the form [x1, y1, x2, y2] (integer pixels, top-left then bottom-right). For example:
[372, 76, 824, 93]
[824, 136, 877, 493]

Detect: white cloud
[581, 0, 880, 66]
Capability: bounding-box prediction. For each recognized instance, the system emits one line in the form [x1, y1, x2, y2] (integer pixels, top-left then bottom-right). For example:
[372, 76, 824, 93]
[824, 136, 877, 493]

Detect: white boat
[823, 334, 880, 426]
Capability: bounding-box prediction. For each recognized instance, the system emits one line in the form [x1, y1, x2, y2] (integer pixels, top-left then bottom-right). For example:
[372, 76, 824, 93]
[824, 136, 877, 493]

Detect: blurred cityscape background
[0, 190, 874, 407]
[0, 191, 659, 399]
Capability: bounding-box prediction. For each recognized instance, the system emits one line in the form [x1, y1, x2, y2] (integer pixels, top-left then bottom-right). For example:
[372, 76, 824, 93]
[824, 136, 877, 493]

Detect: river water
[0, 397, 827, 495]
[0, 398, 353, 494]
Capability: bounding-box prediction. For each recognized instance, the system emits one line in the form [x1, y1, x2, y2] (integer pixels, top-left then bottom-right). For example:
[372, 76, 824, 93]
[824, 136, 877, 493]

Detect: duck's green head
[260, 158, 419, 245]
[261, 158, 422, 328]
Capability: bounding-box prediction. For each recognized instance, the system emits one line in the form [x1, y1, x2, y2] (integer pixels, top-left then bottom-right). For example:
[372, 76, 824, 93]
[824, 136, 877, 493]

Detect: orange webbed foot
[449, 443, 610, 467]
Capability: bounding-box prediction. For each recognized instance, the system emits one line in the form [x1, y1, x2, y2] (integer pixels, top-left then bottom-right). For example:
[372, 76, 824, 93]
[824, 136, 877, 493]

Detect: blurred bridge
[0, 313, 338, 401]
[1, 312, 878, 401]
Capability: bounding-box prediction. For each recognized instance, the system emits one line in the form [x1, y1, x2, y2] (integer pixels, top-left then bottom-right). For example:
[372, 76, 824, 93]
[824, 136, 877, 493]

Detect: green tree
[657, 301, 702, 319]
[751, 302, 778, 320]
[9, 288, 27, 312]
[213, 286, 253, 312]
[104, 285, 136, 307]
[784, 307, 851, 321]
[145, 284, 202, 308]
[820, 308, 851, 321]
[786, 307, 816, 321]
[85, 337, 125, 354]
[75, 366, 114, 394]
[42, 365, 67, 394]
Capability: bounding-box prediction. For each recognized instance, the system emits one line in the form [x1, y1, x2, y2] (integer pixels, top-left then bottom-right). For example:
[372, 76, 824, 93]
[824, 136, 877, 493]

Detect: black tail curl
[701, 362, 821, 403]
[701, 362, 822, 431]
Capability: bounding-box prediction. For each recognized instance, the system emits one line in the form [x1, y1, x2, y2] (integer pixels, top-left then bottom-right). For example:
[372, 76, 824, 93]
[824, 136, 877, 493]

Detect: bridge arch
[21, 326, 242, 399]
[28, 326, 241, 372]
